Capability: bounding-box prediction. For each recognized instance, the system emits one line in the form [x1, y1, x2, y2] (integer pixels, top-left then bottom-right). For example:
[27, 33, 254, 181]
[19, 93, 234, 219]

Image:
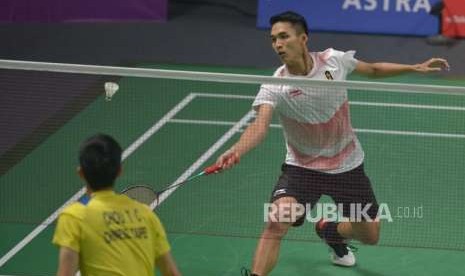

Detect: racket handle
[204, 164, 222, 175]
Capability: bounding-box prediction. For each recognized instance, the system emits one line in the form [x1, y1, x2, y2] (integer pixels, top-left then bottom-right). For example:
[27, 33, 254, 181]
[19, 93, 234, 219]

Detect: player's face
[270, 22, 307, 65]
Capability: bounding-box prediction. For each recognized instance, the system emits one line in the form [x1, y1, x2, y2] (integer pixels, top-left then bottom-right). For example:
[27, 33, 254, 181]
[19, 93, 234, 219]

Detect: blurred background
[1, 1, 465, 275]
[0, 0, 464, 74]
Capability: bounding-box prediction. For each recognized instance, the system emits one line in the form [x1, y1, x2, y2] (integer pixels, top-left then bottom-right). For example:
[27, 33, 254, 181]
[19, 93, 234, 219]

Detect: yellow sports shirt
[53, 190, 170, 276]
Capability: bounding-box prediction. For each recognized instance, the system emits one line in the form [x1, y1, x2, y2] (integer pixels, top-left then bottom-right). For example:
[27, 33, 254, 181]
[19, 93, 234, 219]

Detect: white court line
[0, 94, 197, 268]
[350, 101, 465, 111]
[192, 92, 465, 111]
[169, 118, 465, 139]
[354, 128, 465, 139]
[150, 111, 255, 210]
[2, 91, 463, 268]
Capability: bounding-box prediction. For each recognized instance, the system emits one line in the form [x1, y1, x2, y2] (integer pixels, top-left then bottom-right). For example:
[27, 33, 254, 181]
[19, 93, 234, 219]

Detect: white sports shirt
[252, 48, 364, 174]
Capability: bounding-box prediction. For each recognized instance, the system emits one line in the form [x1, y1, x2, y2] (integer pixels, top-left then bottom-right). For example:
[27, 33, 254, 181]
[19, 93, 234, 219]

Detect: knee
[352, 221, 380, 245]
[360, 230, 380, 245]
[263, 221, 290, 239]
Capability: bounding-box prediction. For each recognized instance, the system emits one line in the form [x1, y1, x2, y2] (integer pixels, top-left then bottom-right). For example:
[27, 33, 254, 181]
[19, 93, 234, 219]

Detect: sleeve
[52, 212, 81, 253]
[331, 49, 358, 75]
[252, 84, 279, 111]
[150, 213, 171, 260]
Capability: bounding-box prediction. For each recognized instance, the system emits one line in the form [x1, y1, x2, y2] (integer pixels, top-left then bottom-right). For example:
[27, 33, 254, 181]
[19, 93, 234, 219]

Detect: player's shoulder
[314, 48, 358, 67]
[272, 65, 287, 77]
[259, 65, 286, 93]
[315, 48, 346, 61]
[60, 201, 87, 220]
[119, 194, 155, 214]
[119, 194, 148, 208]
[135, 200, 153, 214]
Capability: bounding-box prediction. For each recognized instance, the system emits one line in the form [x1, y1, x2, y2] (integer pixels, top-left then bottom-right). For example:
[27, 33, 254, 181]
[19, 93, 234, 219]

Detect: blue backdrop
[257, 0, 441, 36]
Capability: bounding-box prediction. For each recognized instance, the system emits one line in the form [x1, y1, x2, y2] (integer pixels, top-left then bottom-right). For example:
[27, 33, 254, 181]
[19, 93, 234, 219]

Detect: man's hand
[414, 58, 450, 72]
[215, 104, 274, 171]
[216, 149, 240, 170]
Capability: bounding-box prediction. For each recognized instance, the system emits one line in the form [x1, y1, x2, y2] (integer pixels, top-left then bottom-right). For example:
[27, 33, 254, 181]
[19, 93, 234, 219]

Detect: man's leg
[315, 219, 379, 267]
[251, 196, 298, 276]
[338, 221, 380, 245]
[316, 163, 379, 266]
[332, 163, 380, 245]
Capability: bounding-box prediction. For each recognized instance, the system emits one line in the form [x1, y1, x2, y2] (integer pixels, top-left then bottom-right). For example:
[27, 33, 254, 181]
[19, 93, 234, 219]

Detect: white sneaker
[330, 246, 356, 267]
[315, 219, 357, 267]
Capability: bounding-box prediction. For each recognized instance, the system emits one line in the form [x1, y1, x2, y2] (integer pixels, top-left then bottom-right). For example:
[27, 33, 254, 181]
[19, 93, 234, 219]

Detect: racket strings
[121, 164, 221, 206]
[122, 185, 159, 206]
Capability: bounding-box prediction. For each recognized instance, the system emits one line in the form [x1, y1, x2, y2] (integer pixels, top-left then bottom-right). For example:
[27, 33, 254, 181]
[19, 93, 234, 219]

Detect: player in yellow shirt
[52, 134, 181, 276]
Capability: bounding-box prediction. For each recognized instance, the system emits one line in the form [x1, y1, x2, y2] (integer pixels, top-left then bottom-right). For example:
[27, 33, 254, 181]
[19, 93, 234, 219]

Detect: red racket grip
[204, 164, 222, 175]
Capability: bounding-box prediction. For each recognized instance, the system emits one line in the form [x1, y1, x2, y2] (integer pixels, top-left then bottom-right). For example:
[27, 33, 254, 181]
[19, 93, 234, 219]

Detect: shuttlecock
[104, 82, 119, 101]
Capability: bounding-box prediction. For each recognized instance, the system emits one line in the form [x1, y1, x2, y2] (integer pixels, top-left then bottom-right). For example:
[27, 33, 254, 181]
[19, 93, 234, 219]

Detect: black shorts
[270, 163, 379, 226]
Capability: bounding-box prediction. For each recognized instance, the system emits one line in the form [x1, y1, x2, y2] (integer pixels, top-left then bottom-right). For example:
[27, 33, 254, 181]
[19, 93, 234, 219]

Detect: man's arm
[56, 247, 79, 276]
[216, 104, 274, 169]
[156, 252, 181, 276]
[355, 58, 450, 78]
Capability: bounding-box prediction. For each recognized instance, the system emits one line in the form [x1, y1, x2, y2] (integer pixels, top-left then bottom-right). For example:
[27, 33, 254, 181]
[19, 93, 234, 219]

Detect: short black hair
[269, 11, 309, 35]
[79, 134, 122, 190]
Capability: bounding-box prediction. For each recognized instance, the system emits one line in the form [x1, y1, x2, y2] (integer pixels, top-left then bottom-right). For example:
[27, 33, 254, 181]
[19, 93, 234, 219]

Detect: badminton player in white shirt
[216, 10, 450, 276]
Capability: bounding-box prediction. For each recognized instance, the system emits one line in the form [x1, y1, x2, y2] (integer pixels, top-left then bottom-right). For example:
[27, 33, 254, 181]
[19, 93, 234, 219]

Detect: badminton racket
[121, 164, 222, 207]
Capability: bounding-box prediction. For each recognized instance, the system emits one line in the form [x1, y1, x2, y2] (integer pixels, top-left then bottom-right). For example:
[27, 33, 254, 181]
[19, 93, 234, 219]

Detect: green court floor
[0, 64, 464, 275]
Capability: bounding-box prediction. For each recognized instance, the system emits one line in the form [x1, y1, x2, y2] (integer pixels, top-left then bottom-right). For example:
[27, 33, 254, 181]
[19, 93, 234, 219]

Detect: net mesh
[1, 60, 465, 251]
